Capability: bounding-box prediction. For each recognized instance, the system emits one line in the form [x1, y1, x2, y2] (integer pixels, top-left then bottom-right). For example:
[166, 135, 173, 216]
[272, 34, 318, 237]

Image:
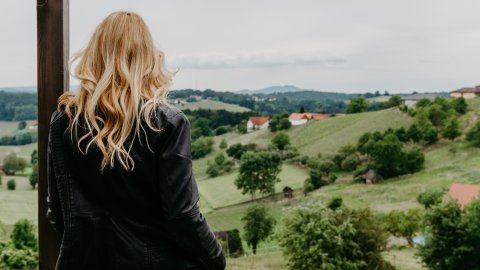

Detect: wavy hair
[57, 11, 175, 173]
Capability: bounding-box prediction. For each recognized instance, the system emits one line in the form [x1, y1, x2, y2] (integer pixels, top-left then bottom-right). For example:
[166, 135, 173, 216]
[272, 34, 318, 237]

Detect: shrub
[0, 248, 38, 270]
[417, 189, 444, 209]
[277, 203, 393, 270]
[340, 154, 360, 171]
[7, 179, 16, 190]
[383, 209, 423, 247]
[442, 117, 461, 141]
[417, 199, 480, 269]
[11, 219, 37, 251]
[347, 97, 369, 114]
[191, 137, 214, 159]
[219, 139, 228, 149]
[466, 120, 480, 147]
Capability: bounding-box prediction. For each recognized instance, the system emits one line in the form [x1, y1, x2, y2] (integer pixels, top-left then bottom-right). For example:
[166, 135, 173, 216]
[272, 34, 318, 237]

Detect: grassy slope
[175, 100, 250, 112]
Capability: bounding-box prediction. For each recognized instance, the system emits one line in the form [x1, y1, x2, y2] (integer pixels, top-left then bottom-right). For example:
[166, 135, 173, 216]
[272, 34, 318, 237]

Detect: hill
[236, 85, 310, 94]
[174, 99, 250, 112]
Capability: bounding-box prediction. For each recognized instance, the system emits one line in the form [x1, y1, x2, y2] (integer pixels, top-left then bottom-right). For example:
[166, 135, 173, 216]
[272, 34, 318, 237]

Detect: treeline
[0, 91, 37, 121]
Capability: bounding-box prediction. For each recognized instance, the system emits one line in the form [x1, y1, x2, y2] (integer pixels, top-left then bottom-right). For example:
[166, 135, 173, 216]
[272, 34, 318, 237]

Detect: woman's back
[45, 11, 225, 269]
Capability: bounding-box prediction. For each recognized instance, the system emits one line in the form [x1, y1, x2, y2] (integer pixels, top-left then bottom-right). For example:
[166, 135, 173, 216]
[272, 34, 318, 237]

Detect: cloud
[167, 49, 346, 69]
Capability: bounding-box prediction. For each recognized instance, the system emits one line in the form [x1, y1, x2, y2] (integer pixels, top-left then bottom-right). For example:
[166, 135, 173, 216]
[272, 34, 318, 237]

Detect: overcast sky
[2, 1, 480, 93]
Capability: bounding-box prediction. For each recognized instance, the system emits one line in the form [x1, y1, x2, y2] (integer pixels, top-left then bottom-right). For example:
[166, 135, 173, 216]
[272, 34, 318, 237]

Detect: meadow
[0, 97, 479, 269]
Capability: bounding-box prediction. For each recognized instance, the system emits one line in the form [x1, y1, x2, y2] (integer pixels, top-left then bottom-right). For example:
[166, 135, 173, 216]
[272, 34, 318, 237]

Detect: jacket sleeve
[46, 110, 64, 232]
[157, 111, 226, 270]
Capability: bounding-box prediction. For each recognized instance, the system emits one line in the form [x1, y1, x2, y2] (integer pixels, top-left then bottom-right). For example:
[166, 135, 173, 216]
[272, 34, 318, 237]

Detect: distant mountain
[0, 86, 36, 93]
[237, 85, 312, 95]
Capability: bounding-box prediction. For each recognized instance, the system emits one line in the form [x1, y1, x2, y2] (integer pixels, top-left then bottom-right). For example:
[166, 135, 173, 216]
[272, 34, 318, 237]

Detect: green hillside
[175, 99, 251, 112]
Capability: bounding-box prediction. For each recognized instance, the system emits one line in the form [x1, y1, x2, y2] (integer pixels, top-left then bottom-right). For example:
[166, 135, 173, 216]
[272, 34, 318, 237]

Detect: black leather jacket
[46, 103, 226, 270]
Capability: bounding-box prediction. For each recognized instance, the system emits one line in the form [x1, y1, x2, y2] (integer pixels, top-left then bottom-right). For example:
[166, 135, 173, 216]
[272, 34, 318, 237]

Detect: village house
[448, 183, 480, 209]
[402, 93, 439, 108]
[246, 116, 270, 131]
[450, 86, 480, 99]
[288, 113, 331, 126]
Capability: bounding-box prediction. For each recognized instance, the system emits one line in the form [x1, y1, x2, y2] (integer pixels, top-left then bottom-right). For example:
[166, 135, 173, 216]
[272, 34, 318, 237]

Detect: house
[450, 86, 480, 99]
[246, 116, 270, 131]
[402, 93, 439, 108]
[288, 113, 331, 126]
[362, 169, 383, 184]
[283, 186, 294, 198]
[448, 183, 480, 209]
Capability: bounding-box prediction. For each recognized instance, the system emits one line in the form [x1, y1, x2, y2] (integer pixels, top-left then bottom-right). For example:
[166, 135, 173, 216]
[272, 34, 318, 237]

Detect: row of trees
[0, 91, 37, 121]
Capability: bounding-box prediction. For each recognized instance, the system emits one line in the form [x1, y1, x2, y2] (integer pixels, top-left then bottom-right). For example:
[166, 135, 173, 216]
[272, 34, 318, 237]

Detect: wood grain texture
[37, 0, 69, 269]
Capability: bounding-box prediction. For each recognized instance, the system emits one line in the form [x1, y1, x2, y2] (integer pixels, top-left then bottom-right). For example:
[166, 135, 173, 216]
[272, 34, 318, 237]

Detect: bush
[340, 154, 360, 171]
[383, 209, 423, 247]
[6, 179, 16, 190]
[277, 203, 393, 270]
[466, 120, 480, 147]
[2, 153, 27, 175]
[347, 97, 369, 114]
[452, 97, 468, 114]
[11, 219, 37, 251]
[0, 248, 38, 270]
[219, 139, 228, 149]
[417, 189, 444, 209]
[327, 196, 343, 210]
[417, 199, 480, 269]
[191, 137, 214, 159]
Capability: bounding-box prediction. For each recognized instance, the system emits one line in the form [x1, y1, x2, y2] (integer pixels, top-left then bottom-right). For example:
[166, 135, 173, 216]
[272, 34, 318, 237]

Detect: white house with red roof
[247, 116, 271, 131]
[288, 113, 332, 126]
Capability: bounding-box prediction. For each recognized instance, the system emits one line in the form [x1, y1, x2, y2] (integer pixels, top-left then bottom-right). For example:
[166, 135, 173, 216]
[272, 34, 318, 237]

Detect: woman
[46, 11, 225, 270]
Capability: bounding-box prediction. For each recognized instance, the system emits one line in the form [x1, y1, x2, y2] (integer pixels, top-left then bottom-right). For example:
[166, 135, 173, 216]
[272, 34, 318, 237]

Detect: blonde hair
[57, 11, 174, 173]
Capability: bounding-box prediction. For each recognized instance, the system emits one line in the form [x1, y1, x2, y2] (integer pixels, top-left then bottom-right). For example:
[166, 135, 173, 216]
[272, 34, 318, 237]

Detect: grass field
[175, 100, 251, 112]
[0, 98, 479, 268]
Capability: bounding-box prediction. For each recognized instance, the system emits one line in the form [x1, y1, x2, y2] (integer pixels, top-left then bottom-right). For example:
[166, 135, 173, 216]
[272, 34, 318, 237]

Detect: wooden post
[37, 0, 69, 269]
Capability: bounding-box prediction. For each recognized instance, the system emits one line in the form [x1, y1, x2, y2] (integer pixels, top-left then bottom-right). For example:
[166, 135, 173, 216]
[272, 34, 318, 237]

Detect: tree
[242, 205, 276, 254]
[219, 139, 228, 149]
[10, 219, 37, 251]
[235, 151, 282, 200]
[383, 95, 402, 109]
[452, 97, 468, 114]
[347, 97, 369, 114]
[271, 132, 290, 151]
[407, 123, 422, 142]
[277, 203, 394, 270]
[2, 153, 27, 175]
[466, 120, 480, 147]
[417, 189, 444, 209]
[417, 199, 480, 270]
[30, 149, 38, 165]
[17, 121, 27, 130]
[191, 137, 214, 159]
[442, 117, 461, 141]
[226, 143, 257, 160]
[383, 209, 422, 247]
[277, 118, 292, 130]
[29, 163, 38, 189]
[7, 179, 16, 190]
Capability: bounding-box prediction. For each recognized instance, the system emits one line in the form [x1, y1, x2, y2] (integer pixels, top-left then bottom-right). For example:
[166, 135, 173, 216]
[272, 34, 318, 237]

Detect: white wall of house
[247, 120, 269, 131]
[404, 100, 417, 108]
[451, 92, 478, 99]
[289, 119, 308, 126]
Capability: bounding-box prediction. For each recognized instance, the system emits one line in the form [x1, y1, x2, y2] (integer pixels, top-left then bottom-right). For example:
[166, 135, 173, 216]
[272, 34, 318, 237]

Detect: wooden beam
[37, 0, 69, 269]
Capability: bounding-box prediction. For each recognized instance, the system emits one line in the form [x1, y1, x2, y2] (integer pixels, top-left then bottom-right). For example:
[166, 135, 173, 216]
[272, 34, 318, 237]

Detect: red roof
[289, 113, 331, 121]
[448, 183, 480, 208]
[248, 116, 270, 126]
